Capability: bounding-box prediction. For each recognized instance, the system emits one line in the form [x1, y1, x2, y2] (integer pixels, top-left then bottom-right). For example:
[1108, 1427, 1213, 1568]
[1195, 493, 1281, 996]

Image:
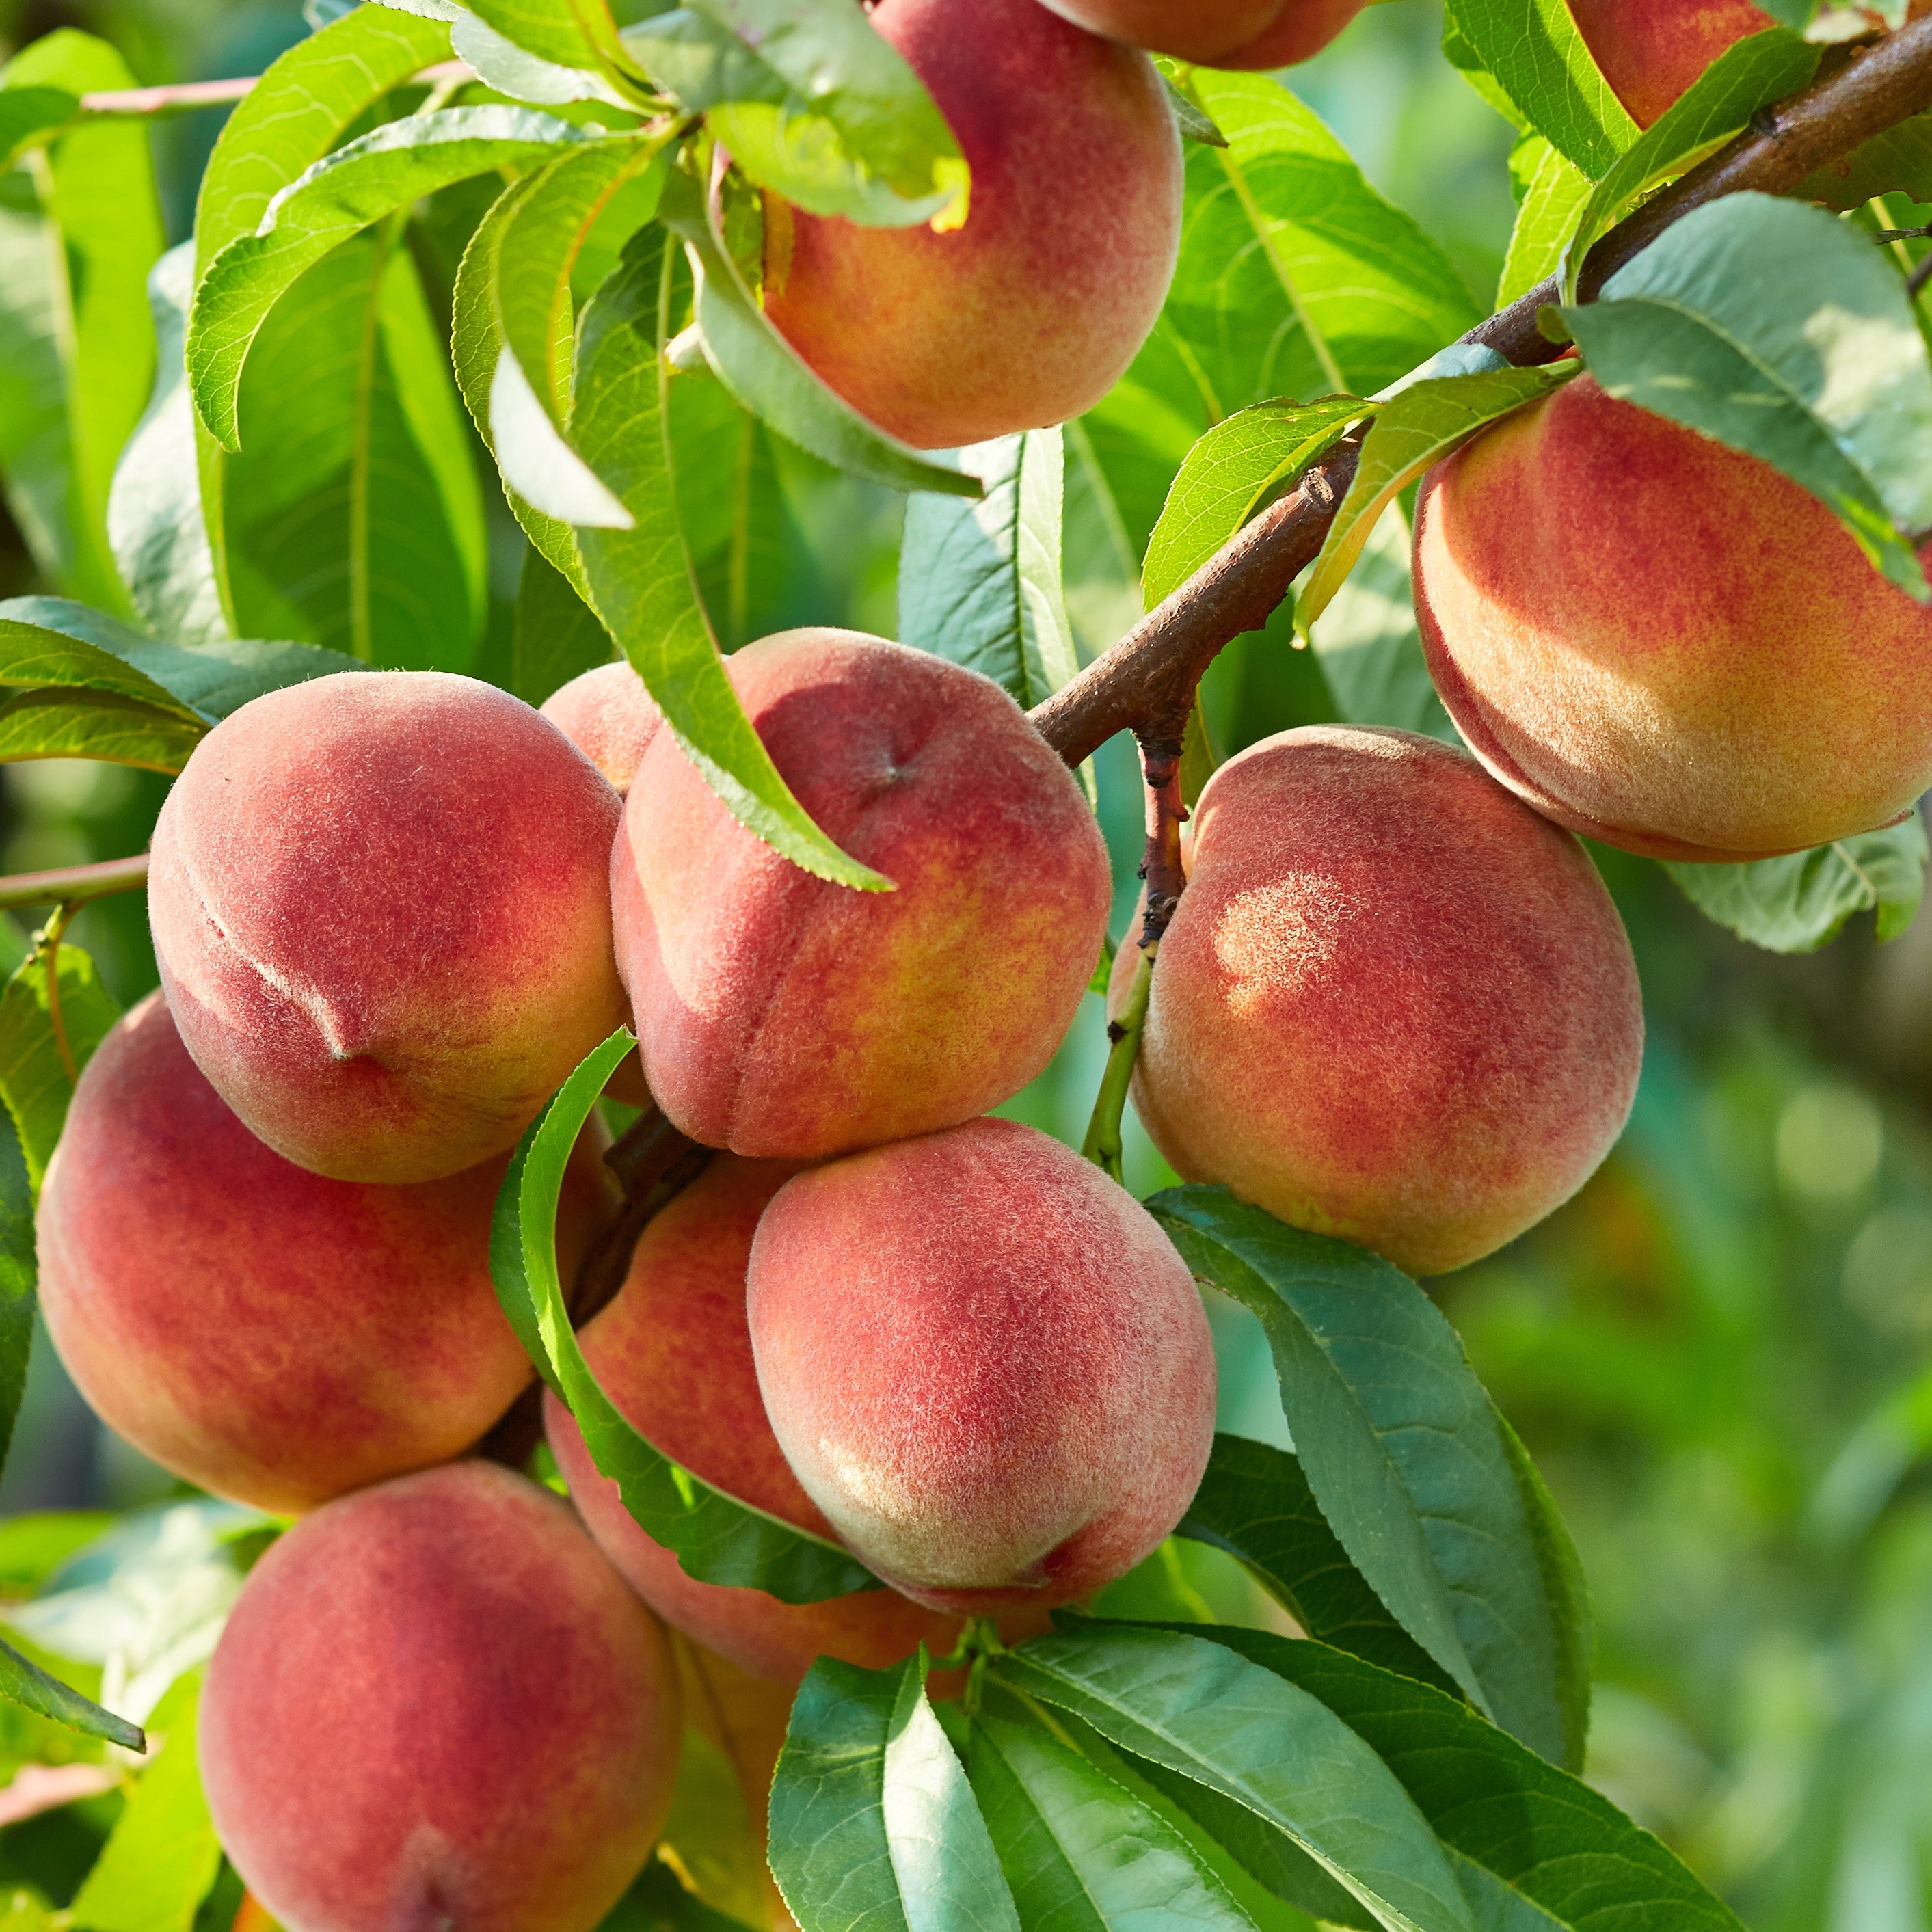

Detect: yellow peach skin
[37, 994, 614, 1515]
[147, 671, 628, 1185]
[1413, 375, 1932, 863]
[1034, 0, 1366, 67]
[1118, 727, 1643, 1278]
[762, 0, 1181, 449]
[748, 1118, 1217, 1615]
[612, 630, 1112, 1159]
[200, 1463, 680, 1932]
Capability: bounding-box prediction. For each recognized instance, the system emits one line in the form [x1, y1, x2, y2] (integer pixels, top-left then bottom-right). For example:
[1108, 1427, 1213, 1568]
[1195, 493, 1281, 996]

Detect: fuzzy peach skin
[1116, 727, 1642, 1278]
[547, 1153, 1007, 1682]
[1566, 0, 1775, 128]
[148, 671, 628, 1185]
[761, 0, 1181, 449]
[613, 630, 1112, 1159]
[36, 993, 613, 1515]
[200, 1462, 679, 1932]
[747, 1118, 1216, 1615]
[1413, 375, 1932, 863]
[1035, 0, 1364, 66]
[539, 661, 663, 796]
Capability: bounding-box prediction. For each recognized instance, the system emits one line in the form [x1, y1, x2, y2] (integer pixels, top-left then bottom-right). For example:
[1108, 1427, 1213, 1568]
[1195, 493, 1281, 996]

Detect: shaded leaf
[768, 1652, 1019, 1932]
[898, 429, 1076, 710]
[0, 691, 202, 772]
[660, 171, 977, 498]
[997, 1625, 1474, 1932]
[1176, 1435, 1458, 1698]
[1297, 361, 1576, 630]
[1566, 192, 1932, 598]
[1665, 817, 1931, 954]
[512, 546, 613, 705]
[1147, 1188, 1589, 1771]
[492, 1030, 880, 1601]
[572, 224, 889, 889]
[0, 1116, 34, 1488]
[0, 1635, 142, 1753]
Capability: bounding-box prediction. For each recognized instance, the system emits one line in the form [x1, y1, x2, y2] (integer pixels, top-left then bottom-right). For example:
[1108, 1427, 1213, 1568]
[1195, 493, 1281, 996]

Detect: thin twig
[1030, 16, 1932, 767]
[40, 905, 76, 1089]
[0, 853, 149, 911]
[75, 59, 471, 118]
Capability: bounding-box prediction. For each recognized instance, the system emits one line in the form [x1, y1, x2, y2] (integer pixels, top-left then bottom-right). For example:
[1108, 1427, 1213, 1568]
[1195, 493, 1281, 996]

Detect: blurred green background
[3, 0, 1931, 1922]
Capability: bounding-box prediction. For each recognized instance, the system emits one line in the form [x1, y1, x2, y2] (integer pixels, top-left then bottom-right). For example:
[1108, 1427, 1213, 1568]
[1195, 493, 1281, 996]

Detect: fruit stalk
[1029, 14, 1932, 768]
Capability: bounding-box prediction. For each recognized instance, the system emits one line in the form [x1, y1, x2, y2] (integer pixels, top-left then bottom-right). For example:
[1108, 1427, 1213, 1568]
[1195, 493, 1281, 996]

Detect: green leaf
[491, 1030, 880, 1602]
[1441, 0, 1639, 178]
[995, 1626, 1475, 1932]
[0, 1634, 142, 1752]
[188, 107, 613, 453]
[1306, 507, 1455, 741]
[3, 31, 166, 619]
[571, 224, 889, 890]
[1141, 397, 1363, 612]
[188, 1, 453, 634]
[1665, 818, 1931, 954]
[0, 200, 73, 595]
[497, 139, 670, 425]
[467, 0, 641, 85]
[1142, 1625, 1746, 1932]
[1297, 361, 1577, 631]
[1794, 114, 1932, 211]
[513, 546, 614, 705]
[659, 171, 978, 499]
[222, 226, 489, 669]
[600, 1860, 764, 1932]
[107, 246, 229, 647]
[628, 0, 967, 226]
[1561, 29, 1818, 304]
[70, 1683, 220, 1932]
[1565, 192, 1932, 598]
[898, 429, 1077, 711]
[768, 1652, 1021, 1932]
[0, 693, 202, 772]
[1146, 1188, 1589, 1772]
[0, 1115, 35, 1488]
[966, 1711, 1259, 1932]
[0, 87, 75, 172]
[1497, 135, 1588, 308]
[452, 172, 591, 592]
[0, 926, 120, 1190]
[1177, 1436, 1458, 1698]
[0, 597, 362, 723]
[451, 9, 639, 110]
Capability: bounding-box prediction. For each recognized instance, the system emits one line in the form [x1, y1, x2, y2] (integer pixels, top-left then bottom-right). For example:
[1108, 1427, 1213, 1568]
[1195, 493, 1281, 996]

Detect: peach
[613, 630, 1112, 1159]
[200, 1462, 680, 1932]
[546, 1153, 984, 1682]
[1034, 0, 1365, 67]
[747, 1118, 1216, 1615]
[1115, 726, 1641, 1278]
[1413, 374, 1932, 862]
[37, 993, 613, 1515]
[1566, 0, 1775, 129]
[761, 0, 1181, 448]
[539, 660, 662, 796]
[148, 671, 628, 1185]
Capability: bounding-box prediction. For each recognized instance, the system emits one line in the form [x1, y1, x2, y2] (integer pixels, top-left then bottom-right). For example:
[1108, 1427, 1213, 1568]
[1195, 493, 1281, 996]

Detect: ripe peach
[747, 1118, 1216, 1615]
[539, 660, 662, 796]
[613, 630, 1112, 1160]
[761, 0, 1181, 448]
[545, 1153, 982, 1682]
[1034, 0, 1365, 67]
[1116, 726, 1642, 1277]
[148, 671, 628, 1185]
[200, 1462, 680, 1932]
[1413, 374, 1932, 862]
[37, 993, 614, 1516]
[1566, 0, 1775, 128]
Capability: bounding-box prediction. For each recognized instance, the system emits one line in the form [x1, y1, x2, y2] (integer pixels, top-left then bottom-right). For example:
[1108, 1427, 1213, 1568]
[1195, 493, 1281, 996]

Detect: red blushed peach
[1413, 375, 1932, 862]
[613, 630, 1112, 1160]
[148, 671, 628, 1185]
[37, 993, 613, 1516]
[762, 0, 1181, 449]
[747, 1118, 1216, 1615]
[1118, 726, 1643, 1277]
[200, 1462, 680, 1932]
[539, 660, 662, 796]
[545, 1154, 989, 1682]
[1034, 0, 1364, 66]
